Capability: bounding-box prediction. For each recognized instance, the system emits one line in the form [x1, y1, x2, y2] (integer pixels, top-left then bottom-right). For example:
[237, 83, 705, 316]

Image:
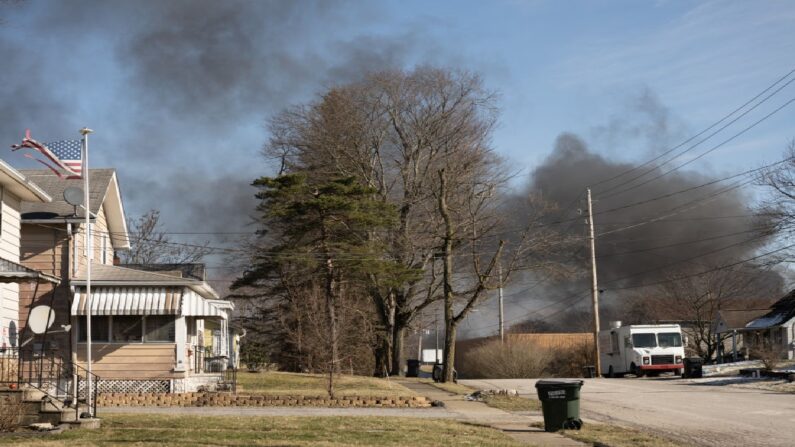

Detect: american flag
[11, 129, 83, 178]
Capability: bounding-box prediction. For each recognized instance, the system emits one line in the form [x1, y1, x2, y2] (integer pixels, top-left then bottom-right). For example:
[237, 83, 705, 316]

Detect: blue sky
[1, 0, 793, 257]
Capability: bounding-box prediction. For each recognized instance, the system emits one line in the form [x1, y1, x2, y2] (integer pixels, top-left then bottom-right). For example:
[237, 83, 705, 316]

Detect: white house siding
[0, 193, 21, 263]
[73, 204, 113, 273]
[94, 204, 113, 264]
[0, 192, 22, 348]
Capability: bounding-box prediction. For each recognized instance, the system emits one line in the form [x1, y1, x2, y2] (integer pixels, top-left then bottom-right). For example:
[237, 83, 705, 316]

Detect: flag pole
[80, 127, 93, 416]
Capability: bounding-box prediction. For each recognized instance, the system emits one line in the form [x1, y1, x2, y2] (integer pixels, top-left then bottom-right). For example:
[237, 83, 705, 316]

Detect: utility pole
[498, 263, 504, 343]
[587, 188, 601, 376]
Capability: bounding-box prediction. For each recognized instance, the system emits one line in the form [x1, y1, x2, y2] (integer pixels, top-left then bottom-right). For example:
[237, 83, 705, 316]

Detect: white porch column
[221, 318, 229, 357]
[174, 315, 187, 372]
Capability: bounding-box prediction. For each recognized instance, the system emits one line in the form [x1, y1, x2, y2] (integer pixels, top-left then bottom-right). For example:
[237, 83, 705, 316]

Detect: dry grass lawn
[1, 414, 521, 446]
[479, 394, 540, 412]
[528, 422, 688, 447]
[560, 423, 690, 447]
[421, 379, 541, 412]
[421, 379, 476, 395]
[236, 371, 417, 397]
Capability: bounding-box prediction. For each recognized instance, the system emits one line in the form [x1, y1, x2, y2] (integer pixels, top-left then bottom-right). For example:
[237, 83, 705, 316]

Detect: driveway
[461, 377, 795, 447]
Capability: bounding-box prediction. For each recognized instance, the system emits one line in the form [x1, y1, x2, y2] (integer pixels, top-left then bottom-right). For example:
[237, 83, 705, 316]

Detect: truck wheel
[607, 366, 615, 378]
[630, 363, 643, 377]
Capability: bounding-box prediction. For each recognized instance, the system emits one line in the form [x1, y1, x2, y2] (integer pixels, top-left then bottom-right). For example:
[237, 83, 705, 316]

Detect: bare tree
[120, 209, 211, 264]
[265, 68, 506, 375]
[651, 264, 778, 361]
[261, 67, 573, 379]
[759, 141, 795, 246]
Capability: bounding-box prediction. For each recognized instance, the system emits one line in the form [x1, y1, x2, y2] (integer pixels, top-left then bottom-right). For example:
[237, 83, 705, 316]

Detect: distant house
[741, 291, 795, 360]
[712, 309, 770, 362]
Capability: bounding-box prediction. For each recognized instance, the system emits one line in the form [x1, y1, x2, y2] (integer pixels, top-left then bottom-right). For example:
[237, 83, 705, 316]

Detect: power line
[601, 96, 795, 200]
[594, 157, 791, 217]
[596, 177, 754, 237]
[477, 237, 791, 333]
[595, 225, 776, 259]
[593, 68, 795, 194]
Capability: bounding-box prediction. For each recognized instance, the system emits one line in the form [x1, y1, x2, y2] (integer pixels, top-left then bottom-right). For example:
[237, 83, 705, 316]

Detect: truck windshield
[631, 333, 657, 348]
[657, 332, 682, 348]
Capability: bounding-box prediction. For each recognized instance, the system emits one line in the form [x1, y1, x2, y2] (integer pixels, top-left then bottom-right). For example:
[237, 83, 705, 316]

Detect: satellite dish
[64, 187, 84, 206]
[28, 305, 55, 335]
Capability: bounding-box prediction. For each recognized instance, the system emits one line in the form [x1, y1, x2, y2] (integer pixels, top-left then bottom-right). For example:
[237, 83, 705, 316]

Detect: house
[0, 161, 56, 354]
[16, 169, 237, 393]
[712, 309, 770, 362]
[740, 291, 795, 360]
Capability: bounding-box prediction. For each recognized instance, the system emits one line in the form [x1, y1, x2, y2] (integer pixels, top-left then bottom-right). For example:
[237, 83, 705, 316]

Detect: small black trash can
[582, 365, 596, 378]
[683, 357, 703, 378]
[535, 379, 583, 432]
[406, 359, 421, 377]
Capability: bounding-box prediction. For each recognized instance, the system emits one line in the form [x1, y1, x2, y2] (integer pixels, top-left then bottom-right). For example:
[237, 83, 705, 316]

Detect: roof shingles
[19, 169, 115, 218]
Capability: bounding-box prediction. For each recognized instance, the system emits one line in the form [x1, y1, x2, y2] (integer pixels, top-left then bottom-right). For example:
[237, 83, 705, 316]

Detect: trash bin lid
[535, 379, 584, 389]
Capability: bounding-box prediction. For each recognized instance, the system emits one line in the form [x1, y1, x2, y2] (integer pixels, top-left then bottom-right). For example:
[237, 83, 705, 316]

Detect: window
[101, 234, 108, 264]
[111, 316, 142, 342]
[631, 333, 657, 348]
[77, 316, 176, 343]
[78, 316, 110, 342]
[145, 316, 175, 342]
[657, 333, 682, 348]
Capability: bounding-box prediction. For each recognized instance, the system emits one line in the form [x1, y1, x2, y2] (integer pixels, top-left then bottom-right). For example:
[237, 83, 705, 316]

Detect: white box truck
[599, 322, 685, 377]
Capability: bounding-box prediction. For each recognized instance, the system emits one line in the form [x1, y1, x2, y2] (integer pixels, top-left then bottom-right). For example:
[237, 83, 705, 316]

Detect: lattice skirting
[79, 379, 171, 394]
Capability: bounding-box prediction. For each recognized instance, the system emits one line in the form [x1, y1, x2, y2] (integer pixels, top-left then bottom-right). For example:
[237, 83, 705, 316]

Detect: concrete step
[41, 398, 64, 413]
[35, 410, 63, 425]
[58, 402, 92, 421]
[22, 387, 47, 401]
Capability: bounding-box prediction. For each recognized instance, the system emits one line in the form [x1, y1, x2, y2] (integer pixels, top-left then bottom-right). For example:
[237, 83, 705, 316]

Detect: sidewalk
[396, 380, 586, 447]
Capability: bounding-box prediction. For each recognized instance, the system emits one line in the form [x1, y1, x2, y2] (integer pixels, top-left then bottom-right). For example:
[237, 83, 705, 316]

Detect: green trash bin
[535, 379, 583, 432]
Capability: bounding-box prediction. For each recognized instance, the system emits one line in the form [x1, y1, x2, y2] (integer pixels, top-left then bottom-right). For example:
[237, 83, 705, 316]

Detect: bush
[458, 338, 551, 378]
[458, 337, 595, 379]
[752, 339, 786, 371]
[0, 394, 22, 432]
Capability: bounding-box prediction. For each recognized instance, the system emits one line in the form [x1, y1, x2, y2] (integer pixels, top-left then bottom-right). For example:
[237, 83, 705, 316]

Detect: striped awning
[182, 290, 227, 319]
[71, 287, 182, 316]
[71, 287, 227, 319]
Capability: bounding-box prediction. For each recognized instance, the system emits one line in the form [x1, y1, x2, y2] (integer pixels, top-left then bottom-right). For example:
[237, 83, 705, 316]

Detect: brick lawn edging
[97, 392, 431, 408]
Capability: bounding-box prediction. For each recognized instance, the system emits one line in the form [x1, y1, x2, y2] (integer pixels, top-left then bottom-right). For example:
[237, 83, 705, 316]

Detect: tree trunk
[325, 257, 338, 398]
[438, 169, 457, 383]
[374, 333, 392, 377]
[391, 325, 405, 376]
[320, 215, 338, 398]
[442, 322, 456, 382]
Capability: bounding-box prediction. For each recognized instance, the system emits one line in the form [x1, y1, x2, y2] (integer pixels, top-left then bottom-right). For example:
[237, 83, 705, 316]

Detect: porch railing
[192, 345, 230, 373]
[1, 346, 99, 419]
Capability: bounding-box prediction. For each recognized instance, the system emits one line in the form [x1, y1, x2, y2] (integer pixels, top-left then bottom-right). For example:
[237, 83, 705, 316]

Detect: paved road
[462, 377, 795, 447]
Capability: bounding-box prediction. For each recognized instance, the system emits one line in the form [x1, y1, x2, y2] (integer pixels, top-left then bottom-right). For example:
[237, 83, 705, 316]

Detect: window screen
[145, 316, 175, 342]
[78, 316, 110, 342]
[112, 316, 143, 342]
